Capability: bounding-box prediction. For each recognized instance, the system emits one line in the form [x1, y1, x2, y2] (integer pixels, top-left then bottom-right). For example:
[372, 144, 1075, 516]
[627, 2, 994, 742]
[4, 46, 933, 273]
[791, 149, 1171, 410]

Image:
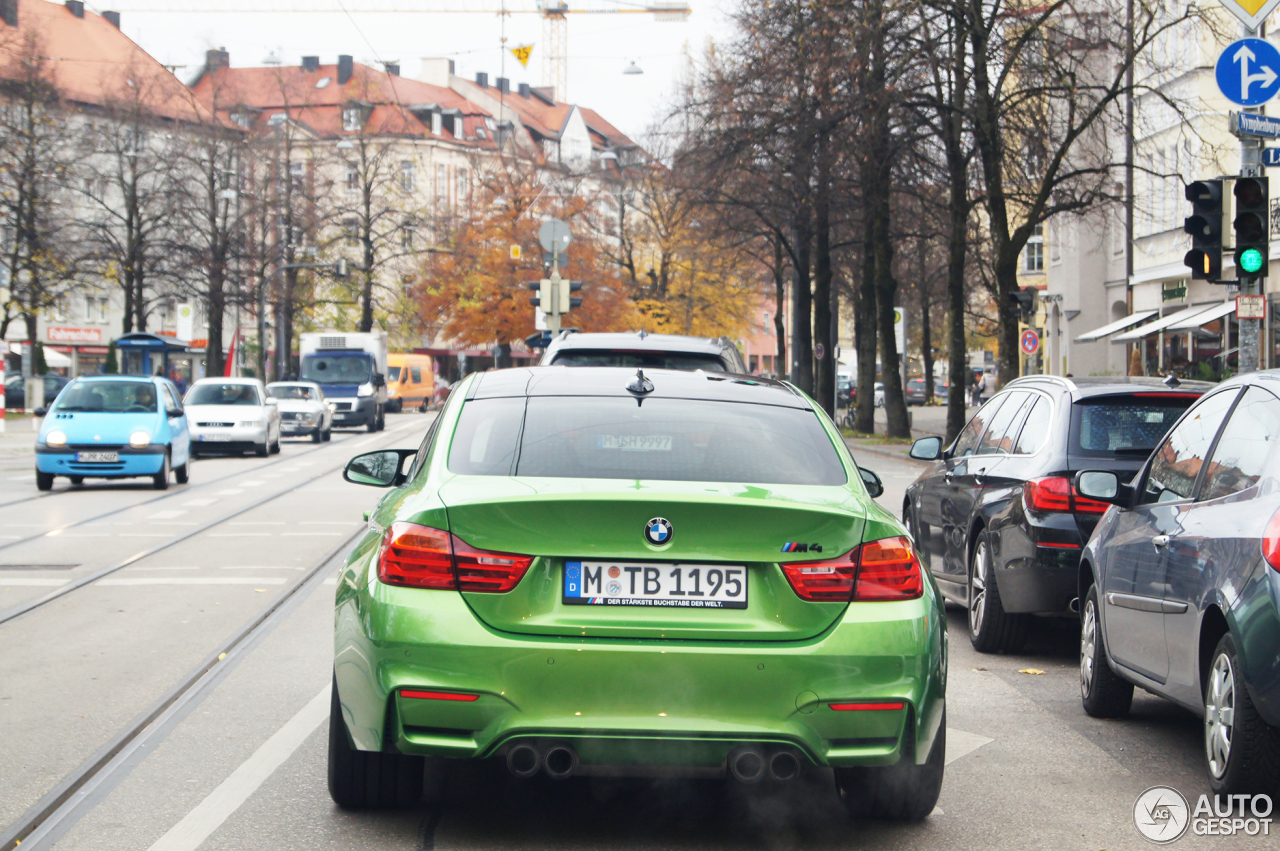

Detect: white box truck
[298, 331, 389, 432]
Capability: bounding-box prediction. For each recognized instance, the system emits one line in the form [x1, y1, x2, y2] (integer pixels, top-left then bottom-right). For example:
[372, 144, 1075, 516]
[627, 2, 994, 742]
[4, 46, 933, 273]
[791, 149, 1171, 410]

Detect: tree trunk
[494, 342, 512, 369]
[772, 237, 787, 377]
[854, 216, 877, 434]
[920, 268, 934, 405]
[206, 266, 225, 378]
[812, 150, 834, 415]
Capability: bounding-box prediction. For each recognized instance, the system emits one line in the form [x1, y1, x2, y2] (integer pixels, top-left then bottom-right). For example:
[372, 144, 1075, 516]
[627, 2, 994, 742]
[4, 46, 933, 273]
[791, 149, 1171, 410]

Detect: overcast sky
[99, 0, 738, 141]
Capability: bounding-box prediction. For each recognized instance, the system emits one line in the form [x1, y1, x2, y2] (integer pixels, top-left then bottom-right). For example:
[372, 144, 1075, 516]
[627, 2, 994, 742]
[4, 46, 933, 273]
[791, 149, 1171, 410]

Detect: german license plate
[563, 561, 746, 609]
[201, 434, 232, 442]
[597, 435, 672, 451]
[75, 451, 118, 463]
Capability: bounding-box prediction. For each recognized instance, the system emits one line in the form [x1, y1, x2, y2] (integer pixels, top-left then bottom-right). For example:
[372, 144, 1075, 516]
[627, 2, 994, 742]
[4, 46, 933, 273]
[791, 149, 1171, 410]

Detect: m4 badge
[781, 542, 823, 553]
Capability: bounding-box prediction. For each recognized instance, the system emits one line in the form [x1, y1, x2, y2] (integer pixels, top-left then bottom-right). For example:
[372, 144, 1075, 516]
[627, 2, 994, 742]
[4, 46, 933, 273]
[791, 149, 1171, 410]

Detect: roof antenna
[1163, 373, 1182, 389]
[627, 368, 654, 394]
[638, 328, 648, 339]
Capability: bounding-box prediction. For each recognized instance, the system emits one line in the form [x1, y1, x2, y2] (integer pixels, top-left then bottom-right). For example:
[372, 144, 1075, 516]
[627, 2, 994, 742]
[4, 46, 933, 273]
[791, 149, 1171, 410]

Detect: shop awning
[42, 348, 71, 368]
[1167, 301, 1235, 330]
[1111, 305, 1217, 343]
[1073, 311, 1157, 342]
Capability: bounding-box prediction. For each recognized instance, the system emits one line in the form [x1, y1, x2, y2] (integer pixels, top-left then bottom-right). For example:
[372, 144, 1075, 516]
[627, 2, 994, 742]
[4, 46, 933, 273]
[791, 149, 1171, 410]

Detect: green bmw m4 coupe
[332, 367, 947, 820]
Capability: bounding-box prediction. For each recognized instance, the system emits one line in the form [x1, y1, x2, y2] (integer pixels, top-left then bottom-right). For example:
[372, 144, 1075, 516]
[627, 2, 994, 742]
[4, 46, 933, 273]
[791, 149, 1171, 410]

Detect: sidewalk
[843, 401, 974, 466]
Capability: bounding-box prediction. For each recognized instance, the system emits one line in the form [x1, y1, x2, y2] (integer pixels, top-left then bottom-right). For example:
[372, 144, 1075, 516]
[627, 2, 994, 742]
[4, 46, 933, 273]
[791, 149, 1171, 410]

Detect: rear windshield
[449, 397, 847, 485]
[550, 350, 728, 372]
[187, 383, 261, 406]
[267, 385, 315, 400]
[1069, 394, 1201, 458]
[54, 381, 157, 413]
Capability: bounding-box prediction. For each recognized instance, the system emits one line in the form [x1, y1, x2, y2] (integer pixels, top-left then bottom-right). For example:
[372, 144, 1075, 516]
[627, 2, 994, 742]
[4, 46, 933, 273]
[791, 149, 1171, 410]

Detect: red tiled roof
[192, 61, 498, 148]
[0, 0, 212, 124]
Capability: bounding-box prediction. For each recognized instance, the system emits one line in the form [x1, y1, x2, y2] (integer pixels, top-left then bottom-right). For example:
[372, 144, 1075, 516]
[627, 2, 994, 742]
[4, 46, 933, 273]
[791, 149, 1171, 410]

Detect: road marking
[120, 533, 177, 538]
[945, 727, 994, 765]
[123, 566, 200, 571]
[219, 566, 302, 570]
[6, 475, 30, 481]
[239, 480, 265, 487]
[0, 578, 70, 586]
[298, 520, 359, 526]
[208, 533, 271, 538]
[214, 489, 243, 496]
[282, 532, 346, 536]
[145, 685, 330, 851]
[182, 499, 216, 507]
[97, 577, 288, 586]
[322, 577, 338, 586]
[147, 510, 188, 521]
[228, 521, 285, 526]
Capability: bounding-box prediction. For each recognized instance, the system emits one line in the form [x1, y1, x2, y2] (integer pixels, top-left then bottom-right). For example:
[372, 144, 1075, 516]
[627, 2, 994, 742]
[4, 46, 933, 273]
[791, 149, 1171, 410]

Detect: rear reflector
[781, 536, 923, 602]
[1037, 541, 1082, 549]
[829, 701, 905, 711]
[1024, 476, 1110, 515]
[378, 521, 533, 592]
[400, 689, 479, 702]
[1262, 507, 1280, 573]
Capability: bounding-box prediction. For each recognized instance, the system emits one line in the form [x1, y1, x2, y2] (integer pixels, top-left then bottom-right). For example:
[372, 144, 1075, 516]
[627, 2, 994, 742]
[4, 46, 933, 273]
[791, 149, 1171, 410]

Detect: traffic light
[1008, 286, 1037, 320]
[1234, 177, 1269, 279]
[1183, 180, 1223, 280]
[559, 281, 583, 313]
[527, 280, 552, 308]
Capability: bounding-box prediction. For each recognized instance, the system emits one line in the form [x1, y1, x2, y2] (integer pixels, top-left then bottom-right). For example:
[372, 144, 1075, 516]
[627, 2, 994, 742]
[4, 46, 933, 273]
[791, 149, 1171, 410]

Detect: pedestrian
[971, 371, 983, 405]
[981, 368, 996, 401]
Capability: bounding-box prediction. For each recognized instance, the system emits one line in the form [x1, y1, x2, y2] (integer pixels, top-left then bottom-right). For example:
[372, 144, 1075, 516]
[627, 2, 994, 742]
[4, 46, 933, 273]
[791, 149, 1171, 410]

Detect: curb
[844, 440, 929, 467]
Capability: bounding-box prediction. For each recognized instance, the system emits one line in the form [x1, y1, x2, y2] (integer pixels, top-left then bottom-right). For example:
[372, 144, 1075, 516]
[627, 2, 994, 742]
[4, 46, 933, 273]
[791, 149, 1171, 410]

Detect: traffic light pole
[1240, 22, 1264, 374]
[546, 254, 564, 336]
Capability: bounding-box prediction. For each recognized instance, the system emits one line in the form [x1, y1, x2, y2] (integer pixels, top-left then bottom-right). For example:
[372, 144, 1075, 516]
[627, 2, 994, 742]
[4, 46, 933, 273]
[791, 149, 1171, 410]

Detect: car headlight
[129, 431, 151, 448]
[304, 412, 320, 423]
[357, 382, 374, 397]
[240, 421, 262, 428]
[45, 430, 67, 447]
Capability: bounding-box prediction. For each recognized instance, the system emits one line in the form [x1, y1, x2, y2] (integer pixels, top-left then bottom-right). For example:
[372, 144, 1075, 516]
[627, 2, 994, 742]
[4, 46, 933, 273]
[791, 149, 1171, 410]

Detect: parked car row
[33, 375, 341, 490]
[903, 373, 1280, 796]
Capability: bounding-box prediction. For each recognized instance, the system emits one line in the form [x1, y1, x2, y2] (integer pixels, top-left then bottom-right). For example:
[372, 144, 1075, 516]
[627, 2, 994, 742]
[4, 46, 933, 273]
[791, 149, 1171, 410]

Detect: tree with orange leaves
[415, 154, 634, 365]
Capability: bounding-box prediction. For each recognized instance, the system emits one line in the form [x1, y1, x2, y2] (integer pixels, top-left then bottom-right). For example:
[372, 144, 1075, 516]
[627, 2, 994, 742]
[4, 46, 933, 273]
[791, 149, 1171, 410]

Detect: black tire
[255, 441, 269, 458]
[322, 427, 332, 442]
[1203, 633, 1280, 797]
[175, 457, 190, 485]
[1079, 584, 1133, 718]
[36, 470, 54, 491]
[312, 428, 322, 443]
[69, 476, 84, 486]
[835, 710, 945, 821]
[153, 453, 170, 490]
[327, 678, 426, 809]
[270, 432, 281, 454]
[367, 413, 379, 434]
[967, 532, 1027, 654]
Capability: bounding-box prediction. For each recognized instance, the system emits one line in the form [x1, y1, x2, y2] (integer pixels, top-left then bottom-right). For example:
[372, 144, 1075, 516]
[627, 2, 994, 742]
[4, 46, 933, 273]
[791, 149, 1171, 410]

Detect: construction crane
[112, 1, 692, 101]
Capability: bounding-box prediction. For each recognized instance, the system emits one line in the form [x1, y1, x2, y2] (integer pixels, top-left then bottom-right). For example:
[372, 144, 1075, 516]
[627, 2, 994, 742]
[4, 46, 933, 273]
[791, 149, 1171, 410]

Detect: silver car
[266, 381, 334, 443]
[539, 331, 749, 373]
[184, 378, 282, 457]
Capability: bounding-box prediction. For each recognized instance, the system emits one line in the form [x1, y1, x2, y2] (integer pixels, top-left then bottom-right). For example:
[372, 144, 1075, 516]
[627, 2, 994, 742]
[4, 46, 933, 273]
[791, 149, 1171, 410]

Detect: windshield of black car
[267, 385, 315, 400]
[186, 383, 262, 406]
[300, 354, 374, 384]
[1069, 394, 1201, 457]
[54, 381, 158, 413]
[449, 397, 847, 485]
[550, 350, 729, 372]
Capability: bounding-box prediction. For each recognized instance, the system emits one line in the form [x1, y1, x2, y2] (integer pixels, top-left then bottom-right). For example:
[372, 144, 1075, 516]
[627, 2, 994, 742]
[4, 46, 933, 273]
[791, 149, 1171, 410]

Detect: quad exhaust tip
[769, 750, 801, 781]
[506, 743, 542, 778]
[728, 746, 767, 784]
[544, 744, 579, 780]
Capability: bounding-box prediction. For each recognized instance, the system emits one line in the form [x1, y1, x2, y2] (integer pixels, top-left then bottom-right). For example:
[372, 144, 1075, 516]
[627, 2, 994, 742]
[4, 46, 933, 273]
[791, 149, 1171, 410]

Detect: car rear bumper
[334, 576, 946, 770]
[36, 445, 166, 477]
[994, 513, 1085, 614]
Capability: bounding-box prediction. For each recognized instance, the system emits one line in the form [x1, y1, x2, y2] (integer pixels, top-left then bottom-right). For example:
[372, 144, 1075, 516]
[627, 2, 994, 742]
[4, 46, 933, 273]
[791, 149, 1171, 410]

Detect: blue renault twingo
[35, 376, 191, 491]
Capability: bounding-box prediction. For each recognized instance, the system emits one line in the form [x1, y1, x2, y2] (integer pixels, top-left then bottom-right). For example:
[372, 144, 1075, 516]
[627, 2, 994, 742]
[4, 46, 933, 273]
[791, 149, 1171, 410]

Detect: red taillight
[829, 701, 905, 711]
[377, 522, 533, 592]
[854, 536, 924, 601]
[1024, 476, 1110, 515]
[400, 689, 479, 702]
[1262, 508, 1280, 572]
[781, 536, 923, 602]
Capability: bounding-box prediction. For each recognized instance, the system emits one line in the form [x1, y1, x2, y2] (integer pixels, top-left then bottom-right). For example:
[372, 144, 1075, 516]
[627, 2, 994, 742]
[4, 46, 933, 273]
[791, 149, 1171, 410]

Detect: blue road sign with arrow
[1217, 38, 1280, 106]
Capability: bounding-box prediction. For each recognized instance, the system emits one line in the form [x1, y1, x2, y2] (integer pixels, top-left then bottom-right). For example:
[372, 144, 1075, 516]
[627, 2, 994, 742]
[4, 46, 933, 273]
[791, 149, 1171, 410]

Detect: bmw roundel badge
[645, 517, 673, 546]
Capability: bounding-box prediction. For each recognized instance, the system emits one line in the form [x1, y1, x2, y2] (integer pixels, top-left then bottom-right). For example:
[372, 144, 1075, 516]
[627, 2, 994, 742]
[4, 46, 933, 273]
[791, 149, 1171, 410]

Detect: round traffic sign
[1020, 329, 1040, 356]
[1216, 38, 1280, 107]
[538, 219, 571, 253]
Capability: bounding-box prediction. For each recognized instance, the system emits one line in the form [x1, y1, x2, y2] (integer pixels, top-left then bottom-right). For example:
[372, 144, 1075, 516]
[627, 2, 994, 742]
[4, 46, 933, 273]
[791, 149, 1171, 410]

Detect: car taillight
[377, 521, 533, 592]
[1024, 476, 1110, 515]
[1262, 507, 1280, 572]
[781, 535, 923, 602]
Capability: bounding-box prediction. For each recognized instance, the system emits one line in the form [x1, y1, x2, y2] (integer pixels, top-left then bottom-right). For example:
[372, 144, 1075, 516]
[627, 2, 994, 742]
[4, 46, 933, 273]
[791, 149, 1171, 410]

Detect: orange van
[386, 353, 434, 413]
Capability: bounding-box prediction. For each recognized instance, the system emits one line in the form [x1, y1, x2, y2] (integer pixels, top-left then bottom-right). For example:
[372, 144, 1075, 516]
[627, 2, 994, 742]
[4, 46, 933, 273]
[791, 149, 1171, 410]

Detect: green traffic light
[1240, 247, 1265, 274]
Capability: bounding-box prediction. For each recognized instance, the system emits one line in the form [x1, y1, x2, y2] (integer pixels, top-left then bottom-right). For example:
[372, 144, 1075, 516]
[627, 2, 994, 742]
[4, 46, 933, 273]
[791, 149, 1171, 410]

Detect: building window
[342, 107, 362, 132]
[456, 168, 468, 206]
[1024, 223, 1044, 273]
[436, 164, 447, 207]
[431, 112, 442, 135]
[343, 217, 359, 246]
[345, 166, 358, 192]
[402, 218, 417, 251]
[476, 126, 487, 140]
[400, 160, 415, 192]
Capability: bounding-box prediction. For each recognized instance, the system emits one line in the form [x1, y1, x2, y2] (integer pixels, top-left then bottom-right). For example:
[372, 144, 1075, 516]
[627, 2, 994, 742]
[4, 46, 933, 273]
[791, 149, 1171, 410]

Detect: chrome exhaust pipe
[768, 750, 801, 781]
[1069, 597, 1080, 614]
[543, 744, 579, 780]
[506, 743, 542, 778]
[728, 746, 766, 784]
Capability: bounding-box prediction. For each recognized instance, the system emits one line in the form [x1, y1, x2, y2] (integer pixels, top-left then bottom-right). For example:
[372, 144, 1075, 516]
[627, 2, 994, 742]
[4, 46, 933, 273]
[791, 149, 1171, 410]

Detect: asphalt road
[0, 423, 1258, 850]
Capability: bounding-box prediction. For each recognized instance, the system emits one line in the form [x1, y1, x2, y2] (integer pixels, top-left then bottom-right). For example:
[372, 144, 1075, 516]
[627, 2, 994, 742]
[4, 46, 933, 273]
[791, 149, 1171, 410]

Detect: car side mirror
[167, 406, 182, 418]
[343, 449, 417, 488]
[374, 373, 386, 388]
[1074, 470, 1132, 507]
[909, 436, 943, 461]
[858, 467, 884, 498]
[34, 407, 48, 417]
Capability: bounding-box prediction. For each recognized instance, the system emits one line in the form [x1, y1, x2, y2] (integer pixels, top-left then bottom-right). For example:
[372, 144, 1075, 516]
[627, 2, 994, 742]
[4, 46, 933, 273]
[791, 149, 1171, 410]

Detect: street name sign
[1231, 111, 1280, 138]
[1217, 0, 1280, 31]
[1265, 148, 1280, 166]
[1216, 39, 1280, 106]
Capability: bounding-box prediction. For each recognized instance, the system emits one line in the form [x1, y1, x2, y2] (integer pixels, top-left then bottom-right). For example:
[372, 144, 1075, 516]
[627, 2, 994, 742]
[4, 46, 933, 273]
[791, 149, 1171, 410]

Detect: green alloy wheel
[332, 366, 947, 818]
